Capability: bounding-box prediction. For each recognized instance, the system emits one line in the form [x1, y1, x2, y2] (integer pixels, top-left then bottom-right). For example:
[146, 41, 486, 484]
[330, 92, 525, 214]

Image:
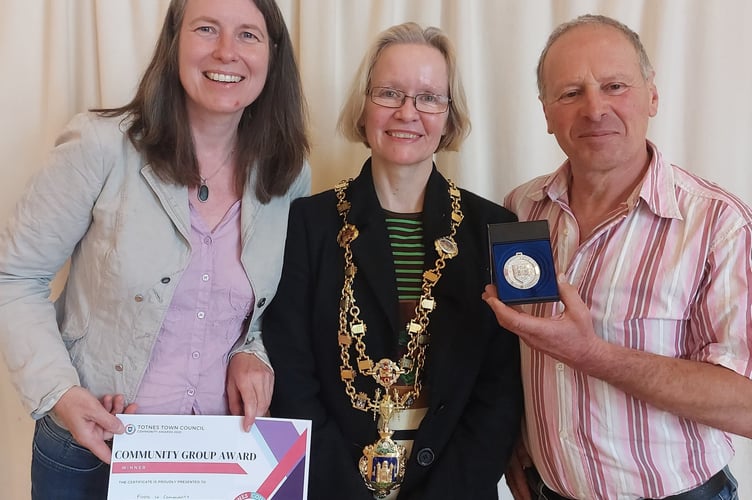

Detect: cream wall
[1, 1, 751, 498]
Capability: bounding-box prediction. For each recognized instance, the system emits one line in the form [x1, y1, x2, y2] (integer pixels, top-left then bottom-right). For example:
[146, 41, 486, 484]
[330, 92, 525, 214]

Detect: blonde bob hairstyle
[337, 22, 470, 152]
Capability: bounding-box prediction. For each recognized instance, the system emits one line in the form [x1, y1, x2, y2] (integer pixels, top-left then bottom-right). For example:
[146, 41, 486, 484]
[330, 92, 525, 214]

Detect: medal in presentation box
[488, 220, 559, 304]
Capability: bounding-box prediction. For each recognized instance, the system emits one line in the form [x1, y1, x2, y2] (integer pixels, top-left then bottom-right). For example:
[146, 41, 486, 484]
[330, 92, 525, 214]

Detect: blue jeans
[710, 467, 739, 500]
[31, 415, 110, 500]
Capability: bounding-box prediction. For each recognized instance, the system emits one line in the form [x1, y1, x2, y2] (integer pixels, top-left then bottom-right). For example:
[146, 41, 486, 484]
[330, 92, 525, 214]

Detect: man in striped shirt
[483, 14, 752, 500]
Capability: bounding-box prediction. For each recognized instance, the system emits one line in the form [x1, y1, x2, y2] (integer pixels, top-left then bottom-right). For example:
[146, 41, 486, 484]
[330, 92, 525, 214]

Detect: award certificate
[107, 414, 311, 500]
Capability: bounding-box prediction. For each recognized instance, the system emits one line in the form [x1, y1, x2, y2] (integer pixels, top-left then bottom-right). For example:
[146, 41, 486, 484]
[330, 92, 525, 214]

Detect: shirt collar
[636, 141, 683, 220]
[532, 140, 683, 221]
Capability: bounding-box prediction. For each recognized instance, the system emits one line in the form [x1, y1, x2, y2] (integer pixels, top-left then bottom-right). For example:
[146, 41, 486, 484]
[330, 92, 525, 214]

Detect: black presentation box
[488, 220, 560, 304]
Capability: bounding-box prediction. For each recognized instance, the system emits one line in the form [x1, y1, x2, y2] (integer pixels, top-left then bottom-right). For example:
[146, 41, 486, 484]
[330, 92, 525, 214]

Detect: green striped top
[385, 211, 424, 301]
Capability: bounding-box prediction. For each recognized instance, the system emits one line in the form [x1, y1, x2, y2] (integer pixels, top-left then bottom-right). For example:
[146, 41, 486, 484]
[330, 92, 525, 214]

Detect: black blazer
[265, 161, 522, 499]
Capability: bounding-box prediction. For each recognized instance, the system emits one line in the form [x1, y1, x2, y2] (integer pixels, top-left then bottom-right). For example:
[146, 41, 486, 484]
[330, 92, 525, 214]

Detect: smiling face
[540, 24, 659, 175]
[178, 0, 270, 122]
[363, 43, 450, 173]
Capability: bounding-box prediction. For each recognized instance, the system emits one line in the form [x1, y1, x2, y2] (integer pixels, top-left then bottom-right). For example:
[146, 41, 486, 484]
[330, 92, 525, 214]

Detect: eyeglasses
[368, 87, 450, 114]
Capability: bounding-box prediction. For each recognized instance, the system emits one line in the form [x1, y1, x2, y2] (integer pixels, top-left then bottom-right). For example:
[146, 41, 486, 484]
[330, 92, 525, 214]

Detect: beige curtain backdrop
[2, 1, 751, 498]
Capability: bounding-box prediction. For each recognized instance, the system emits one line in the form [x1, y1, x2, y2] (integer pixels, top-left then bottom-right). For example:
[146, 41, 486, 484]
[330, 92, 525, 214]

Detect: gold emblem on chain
[334, 178, 463, 498]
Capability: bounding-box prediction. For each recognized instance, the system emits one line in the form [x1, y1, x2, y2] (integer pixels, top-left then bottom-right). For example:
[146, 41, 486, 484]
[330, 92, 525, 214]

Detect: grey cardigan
[0, 112, 310, 419]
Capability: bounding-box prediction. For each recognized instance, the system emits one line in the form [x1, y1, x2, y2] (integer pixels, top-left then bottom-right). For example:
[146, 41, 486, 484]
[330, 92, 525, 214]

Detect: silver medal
[503, 252, 541, 290]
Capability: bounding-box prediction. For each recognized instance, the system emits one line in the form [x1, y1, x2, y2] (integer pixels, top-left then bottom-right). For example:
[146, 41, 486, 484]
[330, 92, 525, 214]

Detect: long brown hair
[94, 0, 309, 203]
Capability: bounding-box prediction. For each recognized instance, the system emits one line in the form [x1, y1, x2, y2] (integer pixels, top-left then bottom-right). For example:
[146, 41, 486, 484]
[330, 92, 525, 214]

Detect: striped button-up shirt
[504, 143, 752, 499]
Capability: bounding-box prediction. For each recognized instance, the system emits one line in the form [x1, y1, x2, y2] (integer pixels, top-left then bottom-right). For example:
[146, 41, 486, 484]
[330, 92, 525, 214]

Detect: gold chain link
[334, 178, 464, 416]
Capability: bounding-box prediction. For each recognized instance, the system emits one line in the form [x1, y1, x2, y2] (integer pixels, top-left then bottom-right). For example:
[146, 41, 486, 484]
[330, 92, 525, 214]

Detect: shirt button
[187, 388, 195, 396]
[203, 236, 212, 245]
[202, 274, 210, 282]
[257, 297, 266, 307]
[197, 311, 205, 319]
[556, 363, 565, 371]
[114, 364, 123, 372]
[192, 351, 200, 359]
[134, 294, 144, 302]
[160, 277, 171, 284]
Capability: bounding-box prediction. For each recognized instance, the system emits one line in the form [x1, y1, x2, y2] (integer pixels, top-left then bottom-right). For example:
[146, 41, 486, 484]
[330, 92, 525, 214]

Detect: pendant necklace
[197, 148, 235, 203]
[334, 177, 463, 498]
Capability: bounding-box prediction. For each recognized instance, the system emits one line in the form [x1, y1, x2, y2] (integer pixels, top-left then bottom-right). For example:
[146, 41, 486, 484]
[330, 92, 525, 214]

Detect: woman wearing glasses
[264, 22, 522, 499]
